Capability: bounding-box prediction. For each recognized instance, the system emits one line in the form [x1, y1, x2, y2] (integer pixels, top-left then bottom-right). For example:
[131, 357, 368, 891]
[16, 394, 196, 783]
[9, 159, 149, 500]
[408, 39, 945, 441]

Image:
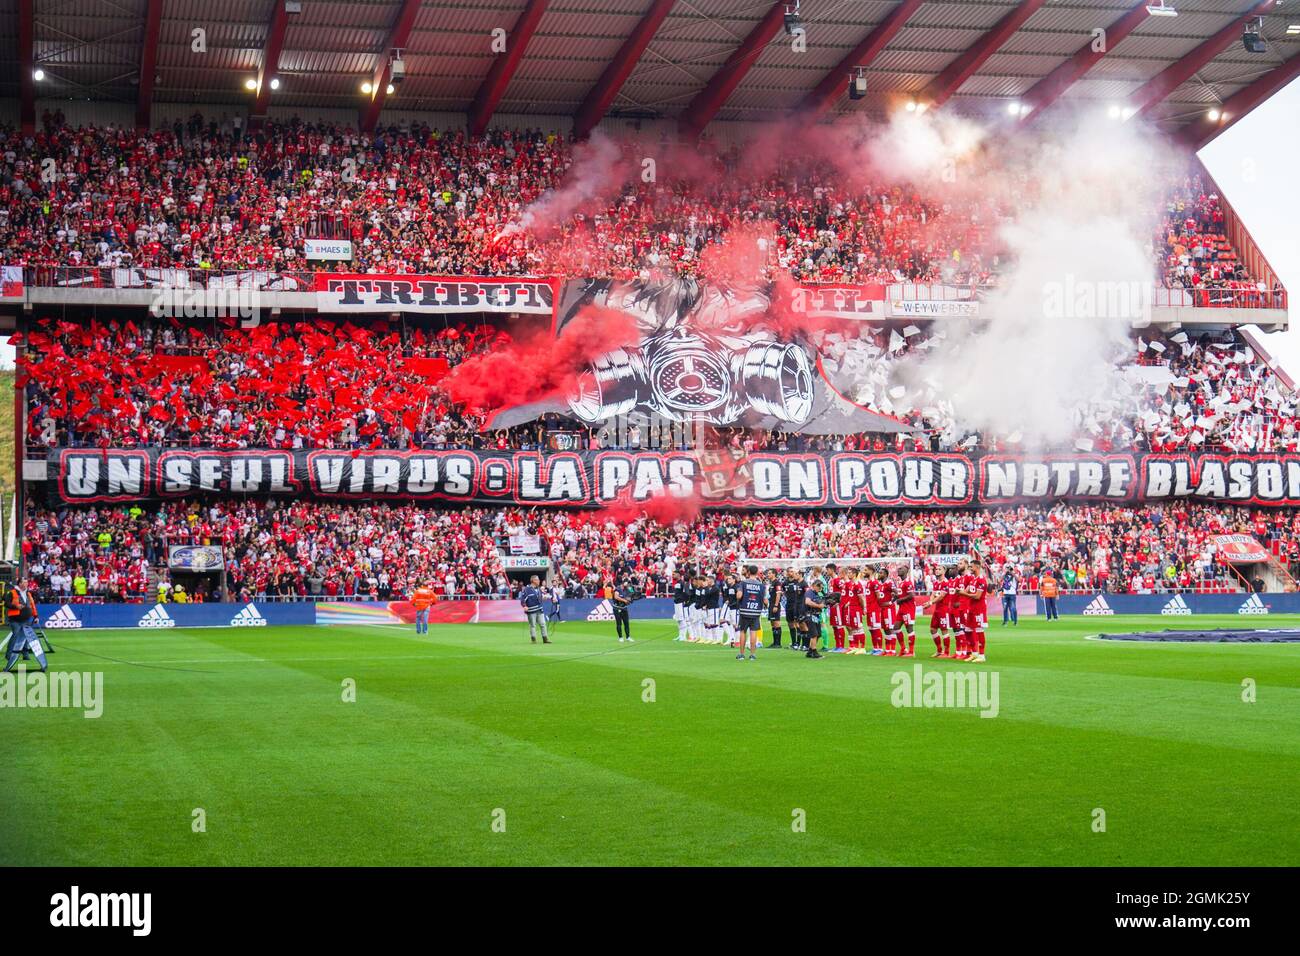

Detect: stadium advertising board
[49, 448, 1300, 509]
[37, 602, 315, 629]
[303, 238, 354, 261]
[500, 556, 551, 570]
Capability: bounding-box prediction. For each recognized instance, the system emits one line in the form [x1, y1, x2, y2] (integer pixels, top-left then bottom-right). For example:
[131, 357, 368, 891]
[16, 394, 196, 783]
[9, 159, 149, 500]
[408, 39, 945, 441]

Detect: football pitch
[2, 615, 1297, 867]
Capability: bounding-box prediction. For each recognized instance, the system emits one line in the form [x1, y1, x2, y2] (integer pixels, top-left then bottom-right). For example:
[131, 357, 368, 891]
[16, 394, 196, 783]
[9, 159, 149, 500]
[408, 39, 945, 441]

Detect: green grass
[2, 615, 1298, 866]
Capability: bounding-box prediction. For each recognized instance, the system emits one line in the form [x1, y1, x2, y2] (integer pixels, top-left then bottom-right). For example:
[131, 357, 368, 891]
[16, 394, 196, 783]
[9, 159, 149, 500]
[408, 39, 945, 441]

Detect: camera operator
[803, 576, 830, 660]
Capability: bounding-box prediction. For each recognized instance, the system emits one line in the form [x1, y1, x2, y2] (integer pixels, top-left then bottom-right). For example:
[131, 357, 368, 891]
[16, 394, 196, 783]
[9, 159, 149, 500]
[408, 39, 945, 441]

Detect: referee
[783, 569, 806, 651]
[613, 576, 634, 643]
[520, 575, 551, 644]
[765, 568, 783, 648]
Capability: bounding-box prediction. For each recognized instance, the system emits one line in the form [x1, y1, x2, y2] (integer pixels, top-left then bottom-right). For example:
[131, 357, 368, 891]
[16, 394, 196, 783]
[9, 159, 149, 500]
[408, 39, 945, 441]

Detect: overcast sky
[1, 78, 1297, 372]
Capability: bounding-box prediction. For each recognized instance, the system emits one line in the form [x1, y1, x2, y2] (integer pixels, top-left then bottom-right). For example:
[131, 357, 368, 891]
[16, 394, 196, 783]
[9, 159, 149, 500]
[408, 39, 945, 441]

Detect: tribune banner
[48, 449, 1300, 509]
[313, 274, 558, 315]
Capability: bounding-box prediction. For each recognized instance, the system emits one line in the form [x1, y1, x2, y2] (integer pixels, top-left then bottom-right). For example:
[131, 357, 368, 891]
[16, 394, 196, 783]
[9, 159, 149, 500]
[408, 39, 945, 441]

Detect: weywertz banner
[48, 448, 1300, 508]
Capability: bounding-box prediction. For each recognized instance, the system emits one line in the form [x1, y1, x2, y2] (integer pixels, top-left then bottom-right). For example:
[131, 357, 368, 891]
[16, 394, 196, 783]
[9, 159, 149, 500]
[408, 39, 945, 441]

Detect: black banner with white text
[45, 449, 1300, 509]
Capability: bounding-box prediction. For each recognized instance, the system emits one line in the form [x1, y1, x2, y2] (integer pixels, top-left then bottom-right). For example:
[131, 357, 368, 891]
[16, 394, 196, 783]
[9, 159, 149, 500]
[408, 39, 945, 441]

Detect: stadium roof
[5, 0, 1299, 143]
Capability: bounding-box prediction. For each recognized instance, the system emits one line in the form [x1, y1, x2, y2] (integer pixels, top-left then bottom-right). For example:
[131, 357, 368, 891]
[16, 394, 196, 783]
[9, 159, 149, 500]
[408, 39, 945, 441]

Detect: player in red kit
[864, 567, 884, 655]
[896, 570, 917, 657]
[827, 564, 847, 653]
[966, 563, 990, 662]
[844, 569, 867, 654]
[950, 561, 971, 660]
[880, 573, 900, 656]
[924, 567, 951, 657]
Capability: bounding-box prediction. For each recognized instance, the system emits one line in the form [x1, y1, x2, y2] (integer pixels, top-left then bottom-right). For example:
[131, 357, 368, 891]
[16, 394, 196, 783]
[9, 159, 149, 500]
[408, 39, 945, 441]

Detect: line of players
[672, 560, 990, 663]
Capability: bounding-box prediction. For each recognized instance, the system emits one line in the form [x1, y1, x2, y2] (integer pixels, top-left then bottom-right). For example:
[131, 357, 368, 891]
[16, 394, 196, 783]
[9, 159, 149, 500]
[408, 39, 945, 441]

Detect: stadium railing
[17, 267, 1287, 310]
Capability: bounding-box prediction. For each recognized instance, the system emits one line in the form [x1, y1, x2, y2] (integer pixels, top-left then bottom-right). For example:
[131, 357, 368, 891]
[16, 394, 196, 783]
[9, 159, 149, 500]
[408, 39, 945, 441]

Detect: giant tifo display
[2, 0, 1298, 893]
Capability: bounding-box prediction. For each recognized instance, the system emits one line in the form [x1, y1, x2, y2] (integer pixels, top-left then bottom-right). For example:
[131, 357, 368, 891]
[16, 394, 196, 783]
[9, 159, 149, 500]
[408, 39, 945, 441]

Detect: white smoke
[502, 132, 626, 238]
[885, 109, 1179, 449]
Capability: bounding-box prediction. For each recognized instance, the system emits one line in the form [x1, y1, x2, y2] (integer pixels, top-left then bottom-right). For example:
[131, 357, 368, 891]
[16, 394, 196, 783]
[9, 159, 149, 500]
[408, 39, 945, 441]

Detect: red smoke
[442, 305, 642, 419]
[583, 488, 705, 527]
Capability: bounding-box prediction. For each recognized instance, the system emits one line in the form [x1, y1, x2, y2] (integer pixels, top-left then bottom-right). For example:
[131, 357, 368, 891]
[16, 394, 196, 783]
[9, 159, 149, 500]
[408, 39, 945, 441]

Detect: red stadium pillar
[573, 0, 676, 140]
[1019, 1, 1151, 120]
[468, 0, 550, 137]
[135, 0, 165, 130]
[249, 0, 291, 129]
[18, 0, 34, 133]
[1130, 0, 1279, 118]
[1179, 51, 1300, 149]
[917, 0, 1049, 110]
[795, 0, 925, 118]
[359, 0, 424, 135]
[678, 1, 786, 139]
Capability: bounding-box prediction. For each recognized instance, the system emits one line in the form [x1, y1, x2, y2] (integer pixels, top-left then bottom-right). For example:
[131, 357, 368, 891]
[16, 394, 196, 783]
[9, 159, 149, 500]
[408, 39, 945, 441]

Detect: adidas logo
[138, 605, 176, 628]
[1237, 593, 1269, 615]
[1081, 594, 1114, 616]
[230, 604, 267, 627]
[586, 600, 615, 621]
[1160, 594, 1192, 616]
[43, 604, 83, 629]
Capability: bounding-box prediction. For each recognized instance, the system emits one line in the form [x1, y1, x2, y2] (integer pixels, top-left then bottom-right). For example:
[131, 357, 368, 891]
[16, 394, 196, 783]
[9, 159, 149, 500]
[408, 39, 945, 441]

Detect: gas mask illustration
[568, 325, 814, 426]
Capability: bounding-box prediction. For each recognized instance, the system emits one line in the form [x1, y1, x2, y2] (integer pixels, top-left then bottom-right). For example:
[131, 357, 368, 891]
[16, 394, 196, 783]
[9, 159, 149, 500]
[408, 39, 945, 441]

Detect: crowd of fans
[0, 111, 1270, 299]
[19, 314, 1294, 455]
[824, 325, 1297, 453]
[18, 314, 566, 453]
[23, 499, 1278, 606]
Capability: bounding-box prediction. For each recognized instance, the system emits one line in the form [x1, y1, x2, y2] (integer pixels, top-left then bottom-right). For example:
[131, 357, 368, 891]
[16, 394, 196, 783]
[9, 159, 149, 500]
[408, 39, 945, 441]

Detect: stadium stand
[22, 499, 1267, 605]
[0, 116, 1279, 303]
[18, 315, 1295, 455]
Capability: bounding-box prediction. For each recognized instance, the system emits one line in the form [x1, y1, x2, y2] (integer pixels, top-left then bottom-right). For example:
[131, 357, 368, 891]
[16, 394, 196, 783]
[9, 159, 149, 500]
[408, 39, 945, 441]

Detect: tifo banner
[167, 544, 225, 571]
[314, 274, 557, 315]
[54, 268, 307, 291]
[1214, 533, 1271, 564]
[1, 264, 22, 298]
[791, 283, 887, 320]
[47, 448, 1300, 509]
[517, 276, 906, 436]
[508, 533, 541, 554]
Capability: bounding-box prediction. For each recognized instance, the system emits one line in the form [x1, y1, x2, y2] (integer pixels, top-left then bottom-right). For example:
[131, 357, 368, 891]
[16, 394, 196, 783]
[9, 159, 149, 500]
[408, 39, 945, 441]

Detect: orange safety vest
[5, 586, 36, 622]
[1040, 577, 1059, 598]
[412, 587, 436, 611]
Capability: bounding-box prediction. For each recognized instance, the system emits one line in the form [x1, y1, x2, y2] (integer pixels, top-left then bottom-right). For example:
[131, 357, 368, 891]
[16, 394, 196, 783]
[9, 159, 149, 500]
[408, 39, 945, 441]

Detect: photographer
[802, 576, 828, 660]
[613, 575, 637, 643]
[1000, 569, 1019, 626]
